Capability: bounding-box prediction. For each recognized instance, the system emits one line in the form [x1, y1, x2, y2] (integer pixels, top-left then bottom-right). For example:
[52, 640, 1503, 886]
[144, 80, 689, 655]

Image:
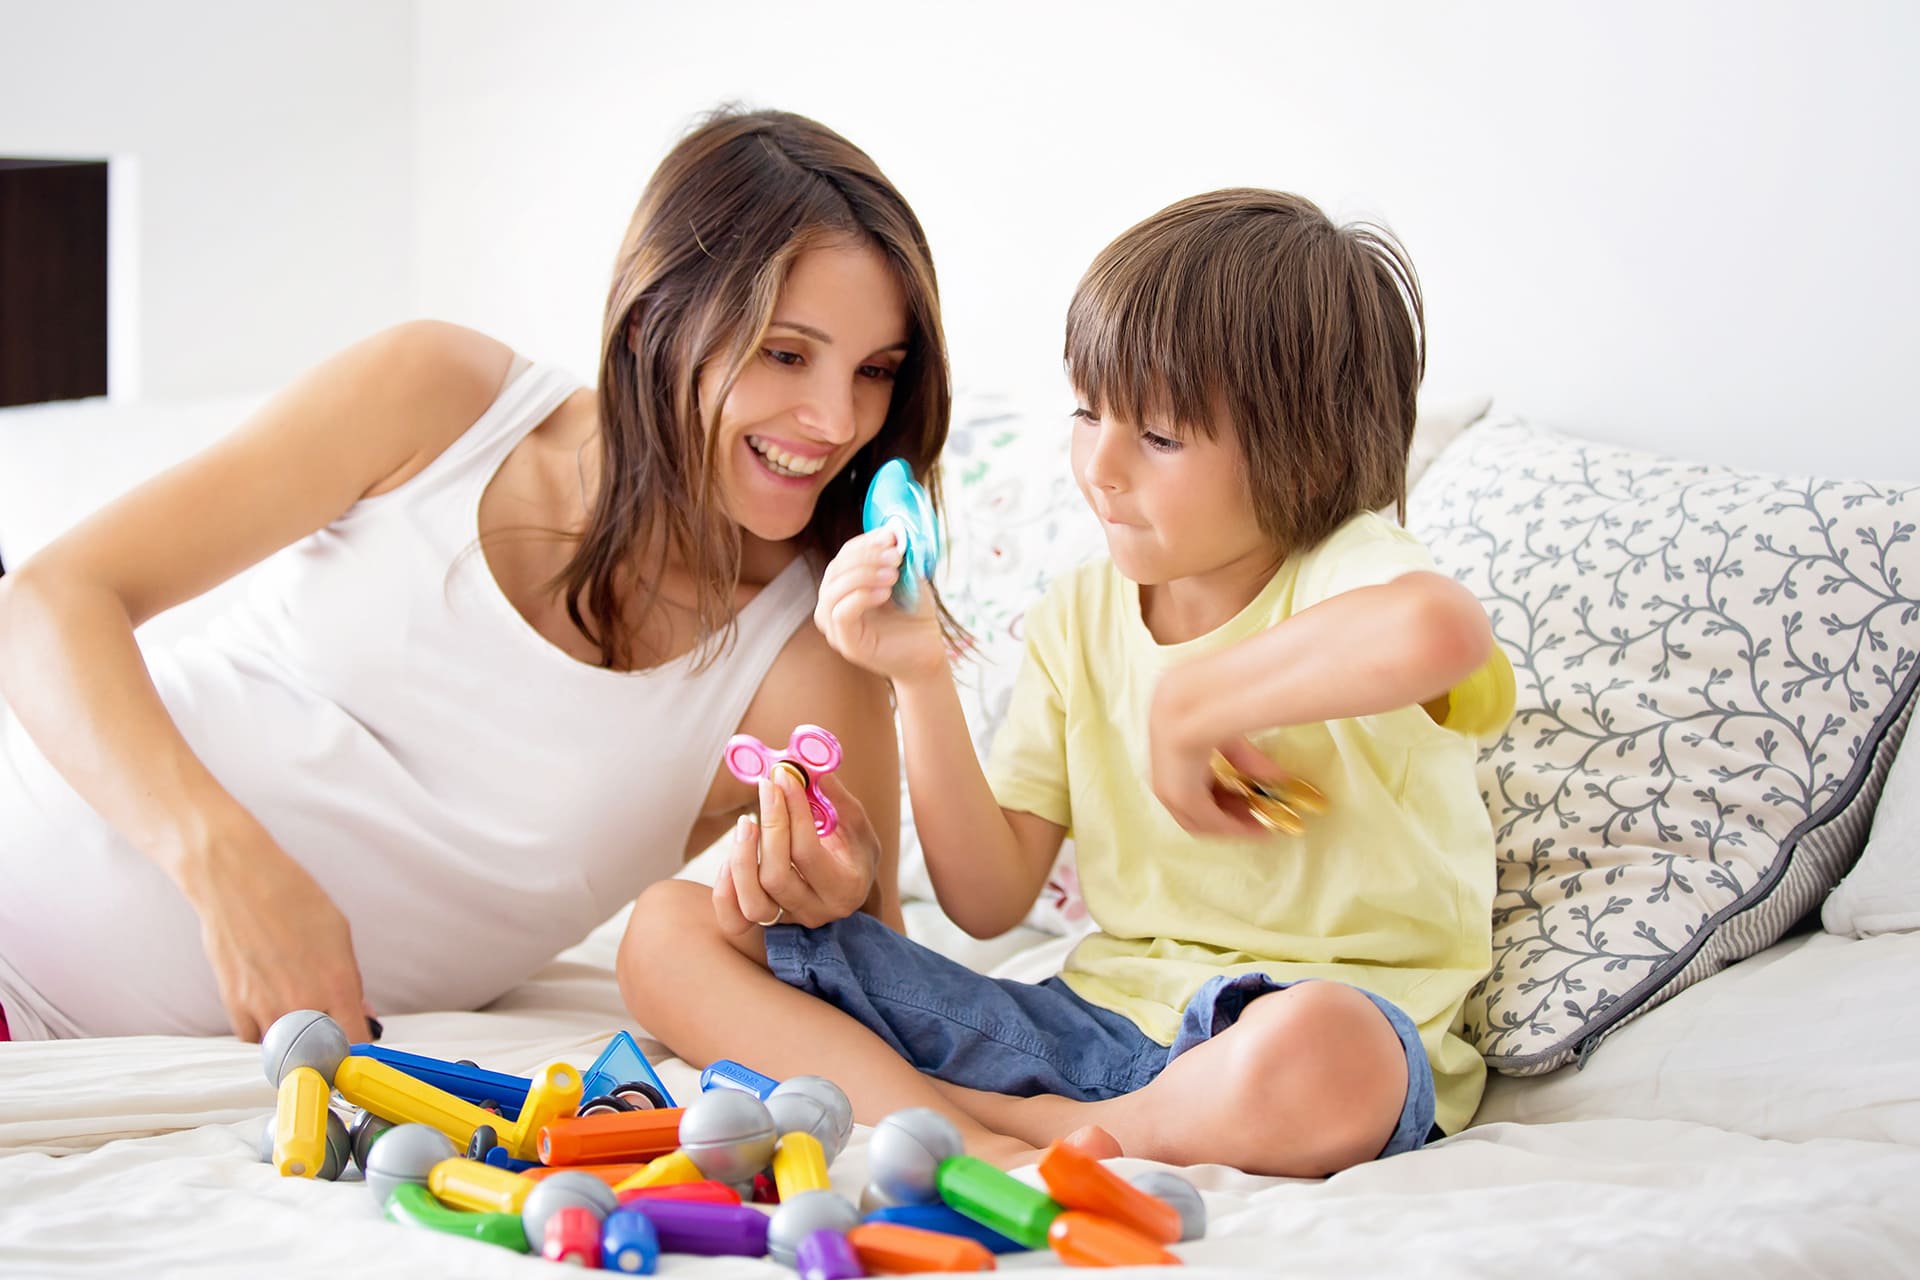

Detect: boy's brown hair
[1065, 188, 1425, 552]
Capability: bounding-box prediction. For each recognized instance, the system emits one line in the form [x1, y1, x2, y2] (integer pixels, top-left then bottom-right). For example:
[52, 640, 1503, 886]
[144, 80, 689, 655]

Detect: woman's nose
[795, 371, 858, 443]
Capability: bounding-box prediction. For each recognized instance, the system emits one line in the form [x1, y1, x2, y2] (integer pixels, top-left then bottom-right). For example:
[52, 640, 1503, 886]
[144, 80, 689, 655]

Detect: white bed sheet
[5, 394, 1916, 1274]
[3, 908, 1916, 1279]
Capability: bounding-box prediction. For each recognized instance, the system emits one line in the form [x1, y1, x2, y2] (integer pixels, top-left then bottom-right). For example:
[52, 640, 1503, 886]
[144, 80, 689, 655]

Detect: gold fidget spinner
[1210, 754, 1328, 835]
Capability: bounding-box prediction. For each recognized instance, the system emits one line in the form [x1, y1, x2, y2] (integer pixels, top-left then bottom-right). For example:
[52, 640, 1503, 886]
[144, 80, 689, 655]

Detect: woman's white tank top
[0, 362, 817, 1038]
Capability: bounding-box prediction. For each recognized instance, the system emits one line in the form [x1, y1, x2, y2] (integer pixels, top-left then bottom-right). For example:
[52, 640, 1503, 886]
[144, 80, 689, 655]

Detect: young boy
[621, 188, 1508, 1177]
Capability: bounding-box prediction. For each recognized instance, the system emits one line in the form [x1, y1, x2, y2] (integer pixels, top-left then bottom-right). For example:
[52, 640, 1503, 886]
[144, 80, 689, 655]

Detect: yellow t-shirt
[985, 511, 1504, 1135]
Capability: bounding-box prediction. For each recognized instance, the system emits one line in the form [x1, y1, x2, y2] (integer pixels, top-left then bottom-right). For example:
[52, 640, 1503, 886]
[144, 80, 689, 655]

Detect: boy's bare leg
[928, 981, 1411, 1178]
[619, 881, 1039, 1167]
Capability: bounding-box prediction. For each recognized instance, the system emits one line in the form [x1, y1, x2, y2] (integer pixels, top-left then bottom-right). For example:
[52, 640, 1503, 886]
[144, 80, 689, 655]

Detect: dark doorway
[0, 158, 110, 409]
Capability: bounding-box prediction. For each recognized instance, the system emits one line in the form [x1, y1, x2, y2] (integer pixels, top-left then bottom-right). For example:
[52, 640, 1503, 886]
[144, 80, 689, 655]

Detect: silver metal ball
[363, 1123, 457, 1210]
[520, 1171, 618, 1247]
[255, 1108, 352, 1180]
[679, 1090, 778, 1185]
[766, 1190, 860, 1267]
[1128, 1170, 1207, 1241]
[260, 1010, 349, 1087]
[866, 1108, 962, 1205]
[766, 1076, 854, 1164]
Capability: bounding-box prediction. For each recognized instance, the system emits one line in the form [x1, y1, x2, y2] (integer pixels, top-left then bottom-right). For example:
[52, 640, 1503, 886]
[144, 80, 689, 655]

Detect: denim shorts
[764, 912, 1438, 1160]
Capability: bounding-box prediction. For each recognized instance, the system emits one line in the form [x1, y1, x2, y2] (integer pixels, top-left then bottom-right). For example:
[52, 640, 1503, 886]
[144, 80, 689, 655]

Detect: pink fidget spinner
[723, 725, 843, 838]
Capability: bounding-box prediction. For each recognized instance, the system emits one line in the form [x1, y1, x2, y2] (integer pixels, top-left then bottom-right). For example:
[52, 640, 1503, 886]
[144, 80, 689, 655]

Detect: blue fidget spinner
[862, 458, 941, 611]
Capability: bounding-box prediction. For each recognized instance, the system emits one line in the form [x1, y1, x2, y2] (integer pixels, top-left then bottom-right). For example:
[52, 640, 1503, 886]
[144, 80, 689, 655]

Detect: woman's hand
[181, 816, 374, 1044]
[1148, 663, 1294, 839]
[813, 529, 947, 684]
[713, 768, 881, 934]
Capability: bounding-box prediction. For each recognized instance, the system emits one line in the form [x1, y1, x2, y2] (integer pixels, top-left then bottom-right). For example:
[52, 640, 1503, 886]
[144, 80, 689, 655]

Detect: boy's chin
[1102, 540, 1170, 587]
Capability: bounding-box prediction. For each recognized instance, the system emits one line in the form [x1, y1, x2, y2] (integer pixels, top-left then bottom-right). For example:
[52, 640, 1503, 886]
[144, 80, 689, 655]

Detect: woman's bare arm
[0, 319, 513, 1037]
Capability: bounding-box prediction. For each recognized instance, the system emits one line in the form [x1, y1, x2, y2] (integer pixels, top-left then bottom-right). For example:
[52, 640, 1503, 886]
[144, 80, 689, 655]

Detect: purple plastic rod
[797, 1228, 865, 1280]
[620, 1198, 770, 1257]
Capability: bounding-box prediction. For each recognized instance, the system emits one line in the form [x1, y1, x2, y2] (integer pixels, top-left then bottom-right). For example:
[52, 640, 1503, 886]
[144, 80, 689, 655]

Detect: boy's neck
[1137, 545, 1286, 644]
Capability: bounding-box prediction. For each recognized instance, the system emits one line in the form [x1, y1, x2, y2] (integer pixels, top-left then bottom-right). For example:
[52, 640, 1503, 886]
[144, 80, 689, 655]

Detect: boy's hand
[1148, 666, 1293, 838]
[713, 769, 880, 934]
[814, 529, 947, 684]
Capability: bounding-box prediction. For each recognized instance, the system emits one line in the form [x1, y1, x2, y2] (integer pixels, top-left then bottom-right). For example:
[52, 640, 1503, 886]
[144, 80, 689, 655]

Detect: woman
[0, 107, 953, 1044]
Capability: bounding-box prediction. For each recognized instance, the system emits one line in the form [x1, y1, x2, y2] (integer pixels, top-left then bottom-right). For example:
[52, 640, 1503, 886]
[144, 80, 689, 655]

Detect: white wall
[412, 0, 1920, 479]
[2, 2, 1913, 476]
[0, 0, 415, 402]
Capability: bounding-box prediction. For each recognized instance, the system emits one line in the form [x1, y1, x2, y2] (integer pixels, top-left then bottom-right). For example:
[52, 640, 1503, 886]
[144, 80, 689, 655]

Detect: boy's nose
[1081, 423, 1129, 492]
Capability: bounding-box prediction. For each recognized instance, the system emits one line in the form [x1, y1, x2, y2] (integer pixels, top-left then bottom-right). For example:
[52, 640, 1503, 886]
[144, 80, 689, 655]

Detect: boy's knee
[1231, 982, 1408, 1171]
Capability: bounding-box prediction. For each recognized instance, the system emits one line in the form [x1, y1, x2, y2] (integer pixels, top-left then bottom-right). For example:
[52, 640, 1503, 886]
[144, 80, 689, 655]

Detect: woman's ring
[753, 908, 785, 928]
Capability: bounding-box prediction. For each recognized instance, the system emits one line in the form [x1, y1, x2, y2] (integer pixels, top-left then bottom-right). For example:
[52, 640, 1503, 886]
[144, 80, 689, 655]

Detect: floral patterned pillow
[1409, 419, 1920, 1076]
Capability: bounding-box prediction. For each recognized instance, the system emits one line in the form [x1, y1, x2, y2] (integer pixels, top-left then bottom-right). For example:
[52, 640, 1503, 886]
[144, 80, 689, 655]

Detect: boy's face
[1069, 396, 1274, 587]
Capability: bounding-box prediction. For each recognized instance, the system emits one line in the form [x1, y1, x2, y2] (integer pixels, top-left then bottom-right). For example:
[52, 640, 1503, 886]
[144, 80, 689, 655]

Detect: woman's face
[700, 241, 910, 545]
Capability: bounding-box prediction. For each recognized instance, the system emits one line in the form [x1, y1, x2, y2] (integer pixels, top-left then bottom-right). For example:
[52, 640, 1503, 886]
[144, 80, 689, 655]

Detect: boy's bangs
[1064, 257, 1222, 439]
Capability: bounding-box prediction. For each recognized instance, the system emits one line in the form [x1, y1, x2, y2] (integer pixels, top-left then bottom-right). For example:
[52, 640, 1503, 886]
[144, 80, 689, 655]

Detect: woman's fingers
[728, 812, 781, 927]
[757, 771, 830, 923]
[224, 997, 261, 1045]
[779, 772, 871, 920]
[712, 860, 754, 937]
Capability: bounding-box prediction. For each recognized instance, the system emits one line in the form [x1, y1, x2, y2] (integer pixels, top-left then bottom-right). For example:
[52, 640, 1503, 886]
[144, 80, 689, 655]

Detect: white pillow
[1410, 419, 1920, 1077]
[1475, 929, 1920, 1146]
[1824, 725, 1920, 936]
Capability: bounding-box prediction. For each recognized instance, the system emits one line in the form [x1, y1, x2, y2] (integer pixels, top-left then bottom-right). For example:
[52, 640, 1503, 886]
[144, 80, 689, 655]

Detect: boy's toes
[1061, 1124, 1125, 1161]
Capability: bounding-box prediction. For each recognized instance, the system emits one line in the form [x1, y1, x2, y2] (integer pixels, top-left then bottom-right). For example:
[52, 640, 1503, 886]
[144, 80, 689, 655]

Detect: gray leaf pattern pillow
[1409, 420, 1920, 1075]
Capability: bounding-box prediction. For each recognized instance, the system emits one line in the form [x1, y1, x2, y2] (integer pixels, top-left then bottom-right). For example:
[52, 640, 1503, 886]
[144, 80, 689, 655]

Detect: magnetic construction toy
[254, 1013, 1204, 1272]
[862, 457, 940, 613]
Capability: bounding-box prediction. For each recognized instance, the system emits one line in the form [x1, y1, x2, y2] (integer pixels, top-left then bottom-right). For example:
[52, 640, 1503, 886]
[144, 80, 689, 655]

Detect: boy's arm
[894, 670, 1067, 939]
[1152, 570, 1492, 837]
[812, 526, 1065, 938]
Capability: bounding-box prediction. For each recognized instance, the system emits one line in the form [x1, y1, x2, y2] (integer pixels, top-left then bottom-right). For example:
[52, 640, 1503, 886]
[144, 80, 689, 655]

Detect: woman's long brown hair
[562, 107, 955, 671]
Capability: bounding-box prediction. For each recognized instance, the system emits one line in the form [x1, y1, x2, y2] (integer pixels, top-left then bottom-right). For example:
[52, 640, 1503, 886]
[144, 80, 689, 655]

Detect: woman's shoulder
[348, 321, 524, 498]
[358, 320, 519, 426]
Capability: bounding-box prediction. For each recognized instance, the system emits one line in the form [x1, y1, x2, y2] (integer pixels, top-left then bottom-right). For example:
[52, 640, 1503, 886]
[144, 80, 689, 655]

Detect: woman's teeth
[748, 435, 826, 478]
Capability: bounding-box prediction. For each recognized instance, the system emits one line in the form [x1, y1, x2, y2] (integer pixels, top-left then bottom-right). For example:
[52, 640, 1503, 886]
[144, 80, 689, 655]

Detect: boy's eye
[1070, 407, 1098, 424]
[1142, 430, 1182, 453]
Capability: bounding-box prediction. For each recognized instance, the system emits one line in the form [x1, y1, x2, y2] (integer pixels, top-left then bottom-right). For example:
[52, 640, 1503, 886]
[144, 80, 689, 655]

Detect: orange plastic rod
[537, 1107, 684, 1166]
[1037, 1141, 1181, 1244]
[1047, 1211, 1180, 1267]
[846, 1222, 997, 1273]
[521, 1163, 643, 1186]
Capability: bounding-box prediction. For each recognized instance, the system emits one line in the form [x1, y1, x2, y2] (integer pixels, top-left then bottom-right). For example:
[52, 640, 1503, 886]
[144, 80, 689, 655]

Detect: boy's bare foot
[1061, 1124, 1125, 1160]
[971, 1132, 1042, 1170]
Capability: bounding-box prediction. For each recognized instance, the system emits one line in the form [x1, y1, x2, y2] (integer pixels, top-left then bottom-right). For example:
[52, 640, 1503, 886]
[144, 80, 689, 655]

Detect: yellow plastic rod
[428, 1157, 536, 1215]
[272, 1066, 330, 1178]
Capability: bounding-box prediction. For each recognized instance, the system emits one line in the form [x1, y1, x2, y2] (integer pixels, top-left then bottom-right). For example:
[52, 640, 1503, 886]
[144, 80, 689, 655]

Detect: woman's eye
[763, 348, 803, 367]
[857, 364, 898, 382]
